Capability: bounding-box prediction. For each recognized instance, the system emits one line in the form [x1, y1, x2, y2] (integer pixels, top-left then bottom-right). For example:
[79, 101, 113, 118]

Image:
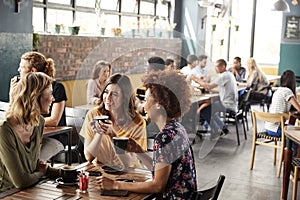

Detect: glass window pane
[121, 16, 138, 32]
[121, 0, 137, 13]
[253, 1, 282, 64]
[47, 9, 73, 33]
[100, 0, 119, 10]
[33, 7, 44, 33]
[33, 0, 43, 3]
[104, 14, 120, 29]
[140, 1, 154, 15]
[76, 12, 98, 35]
[48, 0, 71, 5]
[156, 3, 168, 17]
[77, 0, 95, 8]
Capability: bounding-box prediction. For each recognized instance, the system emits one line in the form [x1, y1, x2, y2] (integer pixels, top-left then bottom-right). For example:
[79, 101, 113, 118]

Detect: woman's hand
[90, 118, 112, 135]
[126, 138, 145, 153]
[96, 176, 117, 190]
[36, 159, 49, 175]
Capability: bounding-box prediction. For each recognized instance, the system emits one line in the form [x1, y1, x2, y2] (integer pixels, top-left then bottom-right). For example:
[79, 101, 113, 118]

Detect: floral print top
[152, 120, 197, 199]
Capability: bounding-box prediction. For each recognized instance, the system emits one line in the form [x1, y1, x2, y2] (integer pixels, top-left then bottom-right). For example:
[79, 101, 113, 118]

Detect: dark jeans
[200, 101, 227, 132]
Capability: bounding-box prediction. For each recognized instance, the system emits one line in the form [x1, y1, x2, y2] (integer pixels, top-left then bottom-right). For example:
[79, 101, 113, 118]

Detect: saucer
[56, 178, 78, 186]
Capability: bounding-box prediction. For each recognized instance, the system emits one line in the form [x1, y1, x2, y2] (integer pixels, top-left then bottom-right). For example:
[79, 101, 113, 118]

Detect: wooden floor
[190, 105, 300, 200]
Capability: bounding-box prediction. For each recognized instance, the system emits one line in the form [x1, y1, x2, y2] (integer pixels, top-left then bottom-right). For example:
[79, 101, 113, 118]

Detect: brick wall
[38, 35, 182, 81]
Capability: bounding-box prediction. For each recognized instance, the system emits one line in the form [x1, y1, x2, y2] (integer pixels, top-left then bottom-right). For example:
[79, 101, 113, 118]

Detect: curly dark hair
[143, 70, 191, 119]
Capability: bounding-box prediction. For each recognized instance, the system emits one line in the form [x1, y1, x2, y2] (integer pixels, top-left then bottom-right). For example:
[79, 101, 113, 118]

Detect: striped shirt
[265, 87, 294, 132]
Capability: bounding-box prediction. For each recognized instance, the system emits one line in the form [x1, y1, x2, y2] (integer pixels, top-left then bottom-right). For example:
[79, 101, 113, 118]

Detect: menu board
[285, 16, 300, 40]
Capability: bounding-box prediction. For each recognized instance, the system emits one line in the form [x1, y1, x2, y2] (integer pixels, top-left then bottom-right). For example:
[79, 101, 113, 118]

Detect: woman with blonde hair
[246, 57, 268, 102]
[87, 60, 111, 105]
[10, 51, 67, 127]
[10, 52, 67, 162]
[0, 72, 59, 192]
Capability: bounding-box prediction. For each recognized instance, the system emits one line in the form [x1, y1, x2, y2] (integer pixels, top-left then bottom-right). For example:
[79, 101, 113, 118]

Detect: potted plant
[69, 26, 80, 35]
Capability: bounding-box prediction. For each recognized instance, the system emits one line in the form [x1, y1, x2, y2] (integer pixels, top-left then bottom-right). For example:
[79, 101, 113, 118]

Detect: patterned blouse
[152, 120, 197, 199]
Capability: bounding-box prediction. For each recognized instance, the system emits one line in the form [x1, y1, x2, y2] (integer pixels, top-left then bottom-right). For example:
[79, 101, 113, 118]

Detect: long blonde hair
[6, 72, 52, 126]
[247, 58, 267, 83]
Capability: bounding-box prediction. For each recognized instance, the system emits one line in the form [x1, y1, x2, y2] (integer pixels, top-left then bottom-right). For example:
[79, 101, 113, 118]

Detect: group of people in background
[1, 50, 299, 198]
[0, 53, 197, 199]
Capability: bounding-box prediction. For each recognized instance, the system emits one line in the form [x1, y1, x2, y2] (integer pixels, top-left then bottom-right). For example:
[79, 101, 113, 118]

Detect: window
[77, 0, 95, 8]
[33, 7, 44, 33]
[76, 12, 98, 34]
[47, 9, 73, 33]
[121, 0, 137, 13]
[100, 0, 119, 11]
[48, 0, 71, 5]
[156, 2, 168, 17]
[140, 1, 154, 15]
[33, 0, 172, 35]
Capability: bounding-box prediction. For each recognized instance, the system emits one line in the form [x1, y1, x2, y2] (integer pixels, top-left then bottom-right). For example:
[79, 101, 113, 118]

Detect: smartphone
[100, 190, 128, 197]
[15, 76, 21, 82]
[93, 115, 110, 124]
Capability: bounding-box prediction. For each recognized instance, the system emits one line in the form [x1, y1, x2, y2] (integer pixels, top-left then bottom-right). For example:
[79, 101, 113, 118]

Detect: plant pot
[55, 24, 61, 34]
[69, 26, 80, 35]
[101, 27, 105, 35]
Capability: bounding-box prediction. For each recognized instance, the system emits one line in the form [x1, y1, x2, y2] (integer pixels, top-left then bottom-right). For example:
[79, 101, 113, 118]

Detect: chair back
[252, 109, 289, 137]
[192, 175, 225, 200]
[0, 101, 9, 120]
[0, 101, 9, 112]
[65, 107, 88, 134]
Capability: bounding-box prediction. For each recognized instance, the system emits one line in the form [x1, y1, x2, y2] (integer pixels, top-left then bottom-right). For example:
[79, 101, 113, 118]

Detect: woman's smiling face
[102, 83, 123, 112]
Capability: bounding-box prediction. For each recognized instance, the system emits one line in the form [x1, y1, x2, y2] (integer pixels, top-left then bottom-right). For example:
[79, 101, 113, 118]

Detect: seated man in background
[147, 56, 165, 72]
[202, 59, 238, 136]
[228, 56, 246, 82]
[165, 58, 175, 71]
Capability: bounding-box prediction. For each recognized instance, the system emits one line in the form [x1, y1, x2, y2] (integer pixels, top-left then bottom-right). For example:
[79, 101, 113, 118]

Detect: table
[43, 126, 73, 166]
[0, 162, 153, 199]
[282, 125, 300, 199]
[266, 75, 281, 83]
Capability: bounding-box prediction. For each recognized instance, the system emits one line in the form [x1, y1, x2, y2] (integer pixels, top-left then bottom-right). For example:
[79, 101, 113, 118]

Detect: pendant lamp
[272, 0, 291, 12]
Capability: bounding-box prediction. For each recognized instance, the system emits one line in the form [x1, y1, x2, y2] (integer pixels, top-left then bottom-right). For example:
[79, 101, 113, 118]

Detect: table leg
[282, 138, 292, 200]
[67, 129, 72, 166]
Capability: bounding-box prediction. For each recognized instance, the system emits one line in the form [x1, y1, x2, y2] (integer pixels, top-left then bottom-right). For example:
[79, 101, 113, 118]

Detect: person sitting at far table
[165, 58, 175, 71]
[265, 70, 300, 156]
[203, 59, 238, 136]
[80, 73, 147, 168]
[87, 60, 111, 105]
[0, 72, 60, 192]
[98, 70, 197, 199]
[228, 56, 246, 82]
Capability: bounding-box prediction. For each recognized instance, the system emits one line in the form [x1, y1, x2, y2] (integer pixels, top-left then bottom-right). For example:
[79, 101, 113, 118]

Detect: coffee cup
[113, 137, 129, 154]
[94, 115, 110, 124]
[60, 166, 78, 183]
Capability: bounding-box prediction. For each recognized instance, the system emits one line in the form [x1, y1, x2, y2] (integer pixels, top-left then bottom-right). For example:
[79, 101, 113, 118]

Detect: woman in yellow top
[80, 73, 147, 167]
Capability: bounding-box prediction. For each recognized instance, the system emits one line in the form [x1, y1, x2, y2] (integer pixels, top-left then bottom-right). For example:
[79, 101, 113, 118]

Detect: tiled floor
[190, 105, 299, 200]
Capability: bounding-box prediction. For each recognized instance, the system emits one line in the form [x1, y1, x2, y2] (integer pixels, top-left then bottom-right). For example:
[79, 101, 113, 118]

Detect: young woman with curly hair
[98, 70, 197, 199]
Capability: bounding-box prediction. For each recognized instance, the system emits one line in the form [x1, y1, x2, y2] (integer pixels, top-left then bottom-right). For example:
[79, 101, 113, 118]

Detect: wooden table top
[0, 162, 153, 199]
[43, 126, 73, 137]
[285, 126, 300, 144]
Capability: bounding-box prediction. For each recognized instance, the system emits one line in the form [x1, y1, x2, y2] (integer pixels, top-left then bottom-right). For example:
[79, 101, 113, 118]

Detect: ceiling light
[272, 0, 291, 12]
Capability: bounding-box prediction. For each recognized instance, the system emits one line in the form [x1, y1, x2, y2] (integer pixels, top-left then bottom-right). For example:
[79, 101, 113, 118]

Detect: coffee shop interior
[0, 0, 300, 199]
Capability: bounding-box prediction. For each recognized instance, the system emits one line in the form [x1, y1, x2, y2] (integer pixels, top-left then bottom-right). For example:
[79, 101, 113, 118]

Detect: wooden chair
[292, 158, 300, 200]
[250, 110, 289, 177]
[51, 107, 88, 166]
[192, 175, 225, 200]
